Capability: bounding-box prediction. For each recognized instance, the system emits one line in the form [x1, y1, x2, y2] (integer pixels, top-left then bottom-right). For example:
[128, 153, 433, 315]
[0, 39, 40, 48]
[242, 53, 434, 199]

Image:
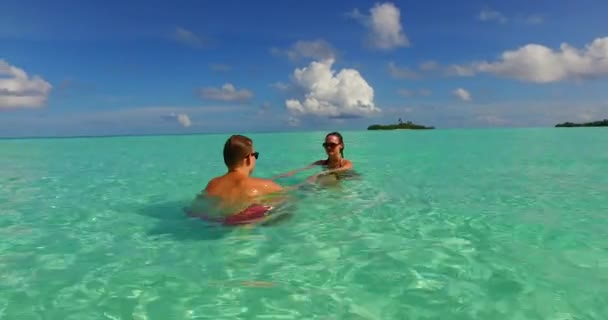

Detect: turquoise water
[1, 128, 607, 319]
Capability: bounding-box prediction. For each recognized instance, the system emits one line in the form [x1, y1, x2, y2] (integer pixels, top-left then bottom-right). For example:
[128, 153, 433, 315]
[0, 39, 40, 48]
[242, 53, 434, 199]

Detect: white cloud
[177, 113, 191, 127]
[174, 27, 207, 48]
[285, 58, 379, 118]
[197, 83, 253, 102]
[349, 2, 409, 50]
[175, 113, 192, 127]
[271, 81, 289, 91]
[453, 88, 472, 102]
[446, 65, 476, 76]
[478, 9, 545, 26]
[478, 8, 507, 23]
[451, 37, 608, 83]
[271, 40, 336, 61]
[388, 62, 419, 79]
[0, 60, 52, 110]
[162, 113, 192, 127]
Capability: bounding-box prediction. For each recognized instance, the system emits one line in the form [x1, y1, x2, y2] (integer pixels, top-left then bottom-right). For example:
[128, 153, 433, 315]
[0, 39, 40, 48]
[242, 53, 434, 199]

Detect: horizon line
[0, 125, 577, 141]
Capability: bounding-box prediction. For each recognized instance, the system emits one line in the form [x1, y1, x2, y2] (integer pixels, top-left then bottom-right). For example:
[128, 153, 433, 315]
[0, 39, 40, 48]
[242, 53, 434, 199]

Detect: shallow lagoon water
[1, 128, 607, 319]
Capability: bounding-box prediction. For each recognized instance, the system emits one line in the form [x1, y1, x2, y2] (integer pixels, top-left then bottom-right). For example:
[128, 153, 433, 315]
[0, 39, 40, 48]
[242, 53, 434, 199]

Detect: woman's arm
[304, 160, 353, 181]
[320, 159, 353, 174]
[269, 160, 324, 179]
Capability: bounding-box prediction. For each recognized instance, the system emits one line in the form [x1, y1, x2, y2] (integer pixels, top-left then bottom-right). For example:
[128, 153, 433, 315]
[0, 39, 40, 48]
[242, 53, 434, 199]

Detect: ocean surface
[1, 128, 607, 320]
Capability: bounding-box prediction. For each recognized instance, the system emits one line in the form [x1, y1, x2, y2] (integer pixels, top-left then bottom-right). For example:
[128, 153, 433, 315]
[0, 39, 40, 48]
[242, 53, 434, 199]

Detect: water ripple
[1, 130, 608, 319]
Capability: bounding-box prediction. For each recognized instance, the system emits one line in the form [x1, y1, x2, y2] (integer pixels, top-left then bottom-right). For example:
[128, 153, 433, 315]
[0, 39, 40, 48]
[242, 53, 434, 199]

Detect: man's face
[245, 148, 259, 173]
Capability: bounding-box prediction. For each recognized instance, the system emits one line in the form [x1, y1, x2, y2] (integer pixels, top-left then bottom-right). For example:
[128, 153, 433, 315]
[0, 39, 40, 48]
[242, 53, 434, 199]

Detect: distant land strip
[555, 119, 608, 127]
[368, 120, 434, 130]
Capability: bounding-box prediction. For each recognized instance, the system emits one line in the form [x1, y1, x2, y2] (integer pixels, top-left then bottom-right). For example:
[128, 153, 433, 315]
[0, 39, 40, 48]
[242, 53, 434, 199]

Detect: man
[194, 134, 284, 217]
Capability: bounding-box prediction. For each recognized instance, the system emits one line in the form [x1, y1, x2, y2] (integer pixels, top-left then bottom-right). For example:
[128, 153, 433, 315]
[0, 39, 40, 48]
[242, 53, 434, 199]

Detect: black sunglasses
[322, 142, 339, 148]
[249, 152, 259, 159]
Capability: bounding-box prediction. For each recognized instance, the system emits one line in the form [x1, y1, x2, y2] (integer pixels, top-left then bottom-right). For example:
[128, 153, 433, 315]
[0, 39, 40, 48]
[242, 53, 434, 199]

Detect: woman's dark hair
[326, 131, 344, 157]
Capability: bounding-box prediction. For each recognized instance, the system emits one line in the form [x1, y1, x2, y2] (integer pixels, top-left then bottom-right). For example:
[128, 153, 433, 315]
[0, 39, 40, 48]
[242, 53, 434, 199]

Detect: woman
[272, 132, 353, 181]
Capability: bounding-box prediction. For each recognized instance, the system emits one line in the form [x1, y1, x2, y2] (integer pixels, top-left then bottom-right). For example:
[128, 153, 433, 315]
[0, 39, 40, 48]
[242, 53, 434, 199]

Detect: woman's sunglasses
[322, 142, 339, 149]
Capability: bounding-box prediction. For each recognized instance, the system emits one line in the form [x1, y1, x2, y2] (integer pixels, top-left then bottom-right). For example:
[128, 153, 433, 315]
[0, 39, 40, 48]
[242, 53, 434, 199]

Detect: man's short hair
[223, 134, 253, 168]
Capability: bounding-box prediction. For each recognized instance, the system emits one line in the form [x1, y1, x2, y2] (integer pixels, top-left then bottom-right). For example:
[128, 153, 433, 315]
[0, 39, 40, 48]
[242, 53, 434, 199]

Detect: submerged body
[272, 132, 354, 185]
[187, 173, 288, 225]
[200, 171, 283, 214]
[187, 135, 285, 225]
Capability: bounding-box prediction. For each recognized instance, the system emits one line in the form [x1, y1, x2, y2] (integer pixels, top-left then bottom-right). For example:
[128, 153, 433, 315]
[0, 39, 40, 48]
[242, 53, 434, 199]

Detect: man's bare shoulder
[203, 176, 226, 194]
[204, 176, 219, 187]
[248, 177, 283, 193]
[249, 177, 281, 187]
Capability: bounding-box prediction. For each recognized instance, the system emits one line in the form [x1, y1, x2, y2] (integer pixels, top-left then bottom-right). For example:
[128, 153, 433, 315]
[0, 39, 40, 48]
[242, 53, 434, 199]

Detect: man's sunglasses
[248, 152, 259, 159]
[322, 142, 339, 148]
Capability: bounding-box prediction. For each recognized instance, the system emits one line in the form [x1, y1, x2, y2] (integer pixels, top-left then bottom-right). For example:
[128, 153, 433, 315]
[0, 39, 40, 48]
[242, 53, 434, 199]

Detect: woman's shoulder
[342, 159, 353, 168]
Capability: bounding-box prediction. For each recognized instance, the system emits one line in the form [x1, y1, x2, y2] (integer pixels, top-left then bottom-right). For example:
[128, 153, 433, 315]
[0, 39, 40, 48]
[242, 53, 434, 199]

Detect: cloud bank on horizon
[1, 0, 608, 136]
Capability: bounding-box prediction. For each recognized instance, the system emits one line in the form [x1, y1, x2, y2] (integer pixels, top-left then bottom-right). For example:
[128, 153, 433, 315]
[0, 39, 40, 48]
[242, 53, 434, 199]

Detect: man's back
[189, 134, 284, 218]
[203, 172, 283, 215]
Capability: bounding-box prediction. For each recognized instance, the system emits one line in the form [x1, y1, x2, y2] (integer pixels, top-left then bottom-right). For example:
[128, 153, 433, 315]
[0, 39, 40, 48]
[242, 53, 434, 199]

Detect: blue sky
[1, 0, 607, 137]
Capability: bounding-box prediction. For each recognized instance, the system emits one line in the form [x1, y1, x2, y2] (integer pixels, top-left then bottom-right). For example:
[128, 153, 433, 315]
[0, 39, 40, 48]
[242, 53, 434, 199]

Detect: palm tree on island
[367, 118, 434, 130]
[555, 119, 608, 127]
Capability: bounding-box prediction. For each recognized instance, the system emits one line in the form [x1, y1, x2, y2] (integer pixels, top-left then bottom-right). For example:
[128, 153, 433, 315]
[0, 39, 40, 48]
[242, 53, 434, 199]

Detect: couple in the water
[188, 132, 352, 223]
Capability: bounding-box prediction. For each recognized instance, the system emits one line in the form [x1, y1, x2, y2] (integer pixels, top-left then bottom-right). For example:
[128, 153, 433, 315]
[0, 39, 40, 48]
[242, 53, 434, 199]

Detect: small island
[368, 118, 434, 130]
[555, 119, 608, 127]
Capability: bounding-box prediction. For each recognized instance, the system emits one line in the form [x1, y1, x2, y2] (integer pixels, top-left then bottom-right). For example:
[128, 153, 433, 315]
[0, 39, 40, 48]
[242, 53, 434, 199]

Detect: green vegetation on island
[555, 119, 608, 127]
[368, 118, 434, 130]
